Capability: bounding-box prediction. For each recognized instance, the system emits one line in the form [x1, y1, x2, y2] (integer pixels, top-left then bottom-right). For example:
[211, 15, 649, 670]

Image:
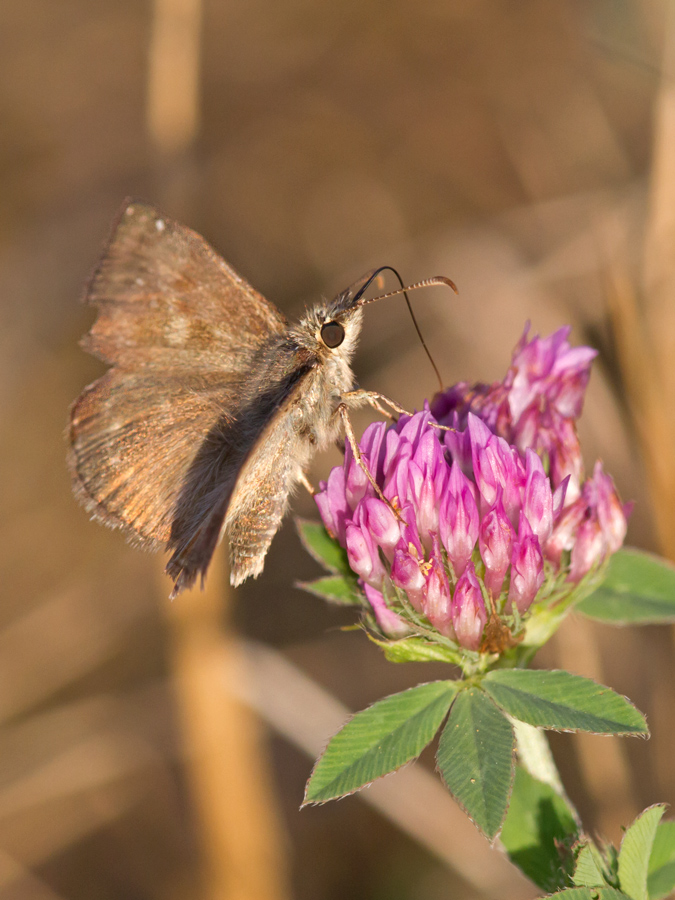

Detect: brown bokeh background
[3, 1, 675, 898]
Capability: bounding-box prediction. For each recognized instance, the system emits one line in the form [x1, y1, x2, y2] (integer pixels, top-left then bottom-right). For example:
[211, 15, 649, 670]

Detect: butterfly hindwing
[69, 367, 242, 548]
[165, 363, 319, 591]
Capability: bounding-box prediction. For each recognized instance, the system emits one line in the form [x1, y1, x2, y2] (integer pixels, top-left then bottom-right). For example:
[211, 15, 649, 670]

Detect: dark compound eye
[320, 321, 345, 348]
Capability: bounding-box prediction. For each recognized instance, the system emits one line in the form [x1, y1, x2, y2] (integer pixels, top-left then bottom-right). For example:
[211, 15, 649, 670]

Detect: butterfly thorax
[286, 302, 363, 442]
[244, 318, 358, 453]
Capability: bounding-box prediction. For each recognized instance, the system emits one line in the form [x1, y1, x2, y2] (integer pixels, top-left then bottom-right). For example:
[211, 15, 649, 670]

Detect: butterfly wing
[83, 201, 286, 367]
[69, 368, 243, 549]
[165, 362, 319, 593]
[226, 385, 318, 586]
[69, 201, 287, 568]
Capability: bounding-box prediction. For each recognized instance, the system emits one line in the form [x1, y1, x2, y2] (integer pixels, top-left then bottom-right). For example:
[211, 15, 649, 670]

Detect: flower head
[313, 326, 628, 664]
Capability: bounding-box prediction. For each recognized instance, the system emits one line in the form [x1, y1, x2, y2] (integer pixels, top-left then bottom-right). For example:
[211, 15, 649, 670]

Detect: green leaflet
[578, 549, 675, 625]
[436, 688, 514, 841]
[617, 805, 665, 900]
[483, 669, 648, 735]
[543, 890, 630, 899]
[304, 680, 459, 804]
[500, 766, 578, 891]
[648, 821, 675, 900]
[368, 634, 464, 665]
[296, 518, 354, 578]
[573, 840, 608, 887]
[297, 575, 361, 605]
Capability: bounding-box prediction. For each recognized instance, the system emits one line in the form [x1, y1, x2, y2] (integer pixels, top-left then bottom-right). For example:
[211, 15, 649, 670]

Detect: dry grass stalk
[553, 615, 635, 841]
[606, 8, 675, 562]
[0, 848, 68, 899]
[148, 0, 202, 154]
[605, 270, 675, 559]
[147, 6, 290, 893]
[161, 554, 290, 900]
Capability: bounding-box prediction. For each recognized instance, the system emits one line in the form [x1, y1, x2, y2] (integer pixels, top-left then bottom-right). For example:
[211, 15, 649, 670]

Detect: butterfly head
[293, 298, 363, 365]
[292, 268, 384, 365]
[291, 267, 458, 375]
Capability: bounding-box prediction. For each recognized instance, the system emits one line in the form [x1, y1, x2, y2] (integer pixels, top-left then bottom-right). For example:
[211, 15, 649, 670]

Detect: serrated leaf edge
[302, 680, 459, 807]
[571, 837, 609, 888]
[435, 689, 516, 844]
[617, 804, 667, 900]
[483, 669, 649, 737]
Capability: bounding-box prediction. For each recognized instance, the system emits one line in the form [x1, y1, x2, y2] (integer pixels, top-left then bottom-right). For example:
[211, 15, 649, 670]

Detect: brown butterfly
[68, 201, 455, 595]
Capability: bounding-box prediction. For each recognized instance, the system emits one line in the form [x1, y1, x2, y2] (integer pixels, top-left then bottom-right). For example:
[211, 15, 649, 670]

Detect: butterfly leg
[342, 389, 455, 433]
[335, 403, 404, 522]
[341, 388, 411, 420]
[297, 471, 316, 496]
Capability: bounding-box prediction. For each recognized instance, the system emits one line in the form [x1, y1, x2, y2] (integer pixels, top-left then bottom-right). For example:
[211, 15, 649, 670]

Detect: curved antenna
[355, 268, 458, 392]
[348, 265, 396, 305]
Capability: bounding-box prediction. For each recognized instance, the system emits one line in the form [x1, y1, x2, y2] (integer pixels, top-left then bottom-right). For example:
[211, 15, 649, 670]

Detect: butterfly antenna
[355, 267, 458, 393]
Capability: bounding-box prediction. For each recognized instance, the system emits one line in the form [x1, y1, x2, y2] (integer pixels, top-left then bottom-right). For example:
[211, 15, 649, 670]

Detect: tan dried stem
[606, 5, 675, 562]
[148, 0, 202, 154]
[605, 271, 675, 559]
[148, 5, 288, 893]
[161, 552, 290, 900]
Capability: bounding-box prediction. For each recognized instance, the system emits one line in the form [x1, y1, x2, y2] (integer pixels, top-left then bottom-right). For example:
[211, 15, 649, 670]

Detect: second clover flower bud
[362, 497, 400, 562]
[345, 520, 385, 589]
[451, 561, 487, 651]
[391, 548, 427, 612]
[508, 514, 545, 614]
[363, 584, 411, 638]
[423, 538, 454, 638]
[439, 461, 479, 577]
[315, 467, 349, 545]
[523, 450, 553, 545]
[479, 496, 515, 598]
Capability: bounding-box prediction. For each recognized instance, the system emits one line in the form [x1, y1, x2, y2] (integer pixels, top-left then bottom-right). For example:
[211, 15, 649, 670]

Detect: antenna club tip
[436, 276, 459, 294]
[355, 273, 459, 306]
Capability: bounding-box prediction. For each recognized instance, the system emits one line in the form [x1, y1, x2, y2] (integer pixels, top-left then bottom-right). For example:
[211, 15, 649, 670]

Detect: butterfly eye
[320, 321, 345, 349]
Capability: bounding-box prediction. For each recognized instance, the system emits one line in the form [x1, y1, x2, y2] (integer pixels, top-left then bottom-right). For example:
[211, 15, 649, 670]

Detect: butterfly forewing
[83, 201, 286, 367]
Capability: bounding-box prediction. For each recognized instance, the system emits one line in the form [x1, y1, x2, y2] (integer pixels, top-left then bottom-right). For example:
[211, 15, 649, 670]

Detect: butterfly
[68, 201, 455, 595]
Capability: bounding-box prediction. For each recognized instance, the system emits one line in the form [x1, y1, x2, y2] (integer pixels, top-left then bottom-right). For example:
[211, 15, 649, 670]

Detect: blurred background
[2, 0, 675, 897]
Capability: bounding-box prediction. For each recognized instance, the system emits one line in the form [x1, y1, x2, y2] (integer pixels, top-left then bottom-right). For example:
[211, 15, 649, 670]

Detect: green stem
[512, 720, 581, 827]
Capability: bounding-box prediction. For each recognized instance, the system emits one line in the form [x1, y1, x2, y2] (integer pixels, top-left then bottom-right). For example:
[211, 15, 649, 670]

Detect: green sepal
[367, 634, 465, 665]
